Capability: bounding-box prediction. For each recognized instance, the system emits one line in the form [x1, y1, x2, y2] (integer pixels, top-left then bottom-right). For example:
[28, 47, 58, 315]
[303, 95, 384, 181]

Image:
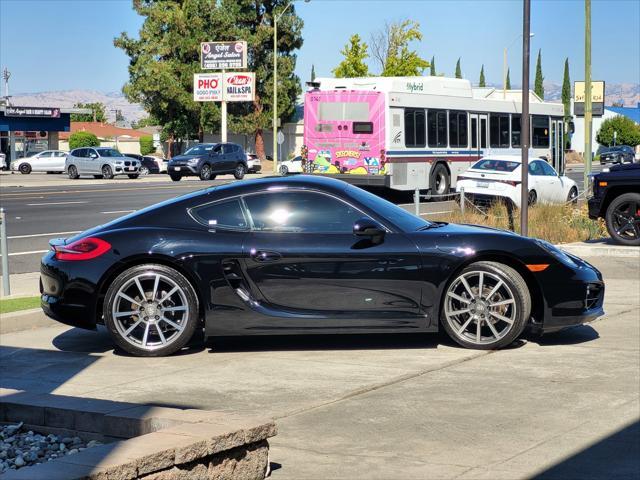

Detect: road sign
[193, 73, 223, 102]
[201, 41, 247, 70]
[574, 81, 605, 116]
[223, 72, 255, 102]
[277, 131, 285, 145]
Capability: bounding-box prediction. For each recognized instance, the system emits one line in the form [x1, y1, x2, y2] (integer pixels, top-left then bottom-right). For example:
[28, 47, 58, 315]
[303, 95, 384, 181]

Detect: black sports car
[41, 176, 605, 357]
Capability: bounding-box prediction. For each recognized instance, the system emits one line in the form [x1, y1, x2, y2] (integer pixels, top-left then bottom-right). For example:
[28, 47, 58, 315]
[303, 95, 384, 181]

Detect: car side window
[528, 161, 544, 176]
[540, 161, 557, 176]
[191, 198, 248, 230]
[88, 149, 98, 158]
[243, 191, 366, 233]
[74, 149, 86, 158]
[212, 145, 222, 155]
[40, 152, 53, 157]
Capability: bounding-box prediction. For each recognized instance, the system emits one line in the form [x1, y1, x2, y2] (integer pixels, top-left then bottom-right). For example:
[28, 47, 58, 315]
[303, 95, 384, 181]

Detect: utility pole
[272, 15, 279, 174]
[584, 0, 592, 191]
[520, 0, 531, 237]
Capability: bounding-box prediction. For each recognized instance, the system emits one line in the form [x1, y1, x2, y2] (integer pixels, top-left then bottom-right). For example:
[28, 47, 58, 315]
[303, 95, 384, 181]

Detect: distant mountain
[9, 90, 146, 126]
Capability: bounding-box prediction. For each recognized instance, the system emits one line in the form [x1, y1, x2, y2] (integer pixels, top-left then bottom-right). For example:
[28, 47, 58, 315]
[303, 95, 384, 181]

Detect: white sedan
[456, 156, 578, 208]
[10, 150, 68, 174]
[279, 155, 303, 175]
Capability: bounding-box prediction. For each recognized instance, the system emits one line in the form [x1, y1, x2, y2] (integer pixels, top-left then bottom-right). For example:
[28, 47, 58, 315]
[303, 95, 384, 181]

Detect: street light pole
[520, 0, 531, 237]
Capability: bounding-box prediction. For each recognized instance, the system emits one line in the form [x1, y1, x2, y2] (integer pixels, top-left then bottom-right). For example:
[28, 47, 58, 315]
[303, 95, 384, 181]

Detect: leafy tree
[479, 65, 486, 87]
[115, 0, 303, 159]
[131, 115, 159, 129]
[430, 56, 436, 76]
[506, 68, 511, 90]
[333, 34, 370, 78]
[310, 64, 315, 82]
[561, 58, 572, 148]
[534, 49, 544, 99]
[70, 102, 106, 123]
[69, 131, 100, 149]
[139, 136, 155, 155]
[455, 58, 462, 79]
[596, 115, 640, 147]
[371, 20, 429, 76]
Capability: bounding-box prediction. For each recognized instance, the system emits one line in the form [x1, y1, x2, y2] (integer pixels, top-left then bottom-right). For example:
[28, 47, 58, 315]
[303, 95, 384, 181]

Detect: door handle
[249, 249, 282, 262]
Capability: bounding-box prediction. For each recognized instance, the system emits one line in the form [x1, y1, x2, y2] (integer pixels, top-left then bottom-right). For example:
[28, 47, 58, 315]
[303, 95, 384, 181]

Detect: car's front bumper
[168, 164, 198, 175]
[587, 195, 602, 219]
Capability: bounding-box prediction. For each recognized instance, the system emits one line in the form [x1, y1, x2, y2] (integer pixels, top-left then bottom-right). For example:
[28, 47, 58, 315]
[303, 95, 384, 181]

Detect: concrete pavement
[1, 255, 638, 479]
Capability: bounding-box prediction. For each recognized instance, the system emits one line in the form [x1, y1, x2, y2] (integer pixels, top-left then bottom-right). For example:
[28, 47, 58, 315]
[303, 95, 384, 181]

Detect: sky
[0, 0, 638, 95]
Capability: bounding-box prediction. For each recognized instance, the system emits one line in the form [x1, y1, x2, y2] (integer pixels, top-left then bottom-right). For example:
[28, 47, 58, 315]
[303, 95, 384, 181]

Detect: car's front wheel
[19, 163, 32, 174]
[169, 173, 182, 182]
[441, 261, 531, 350]
[234, 163, 246, 180]
[280, 165, 289, 176]
[605, 192, 640, 246]
[102, 165, 114, 179]
[103, 264, 200, 357]
[199, 164, 212, 181]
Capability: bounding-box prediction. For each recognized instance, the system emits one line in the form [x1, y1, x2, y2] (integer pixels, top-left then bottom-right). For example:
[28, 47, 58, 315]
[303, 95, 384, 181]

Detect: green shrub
[139, 136, 154, 155]
[69, 131, 100, 149]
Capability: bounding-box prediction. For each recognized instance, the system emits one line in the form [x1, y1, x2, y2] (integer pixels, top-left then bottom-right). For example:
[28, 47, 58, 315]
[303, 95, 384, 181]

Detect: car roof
[478, 155, 543, 163]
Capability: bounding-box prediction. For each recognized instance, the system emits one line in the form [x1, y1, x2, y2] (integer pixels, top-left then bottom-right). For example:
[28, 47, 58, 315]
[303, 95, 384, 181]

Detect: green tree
[310, 64, 316, 82]
[455, 58, 462, 79]
[131, 115, 159, 129]
[506, 69, 511, 90]
[430, 56, 436, 76]
[596, 115, 640, 147]
[139, 136, 155, 155]
[534, 49, 544, 99]
[479, 65, 486, 87]
[70, 102, 106, 123]
[333, 34, 370, 78]
[561, 58, 572, 149]
[371, 20, 429, 76]
[69, 131, 100, 149]
[115, 0, 303, 159]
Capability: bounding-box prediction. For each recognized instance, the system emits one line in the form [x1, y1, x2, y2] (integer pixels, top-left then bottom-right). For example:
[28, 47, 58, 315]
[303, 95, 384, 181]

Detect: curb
[560, 243, 640, 258]
[0, 308, 55, 334]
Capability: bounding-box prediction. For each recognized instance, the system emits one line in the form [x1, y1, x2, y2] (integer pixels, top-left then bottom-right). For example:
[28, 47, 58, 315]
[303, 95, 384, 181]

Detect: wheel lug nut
[155, 316, 159, 320]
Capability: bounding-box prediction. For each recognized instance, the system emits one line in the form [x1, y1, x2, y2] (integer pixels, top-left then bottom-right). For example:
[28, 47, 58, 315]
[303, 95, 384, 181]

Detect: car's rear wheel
[19, 163, 32, 174]
[169, 173, 182, 182]
[567, 187, 578, 205]
[280, 165, 289, 175]
[605, 192, 640, 246]
[102, 165, 114, 179]
[68, 165, 79, 179]
[441, 261, 531, 350]
[528, 190, 537, 206]
[104, 264, 200, 357]
[199, 164, 212, 181]
[139, 166, 150, 176]
[234, 163, 246, 180]
[431, 163, 450, 196]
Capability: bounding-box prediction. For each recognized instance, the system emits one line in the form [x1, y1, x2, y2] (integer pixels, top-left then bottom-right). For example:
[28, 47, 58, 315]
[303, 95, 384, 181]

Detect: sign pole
[520, 0, 531, 237]
[272, 15, 279, 174]
[221, 69, 227, 143]
[584, 0, 592, 191]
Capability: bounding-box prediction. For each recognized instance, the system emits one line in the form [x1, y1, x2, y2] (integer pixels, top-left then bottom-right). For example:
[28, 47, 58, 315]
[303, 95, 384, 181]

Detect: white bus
[303, 76, 566, 193]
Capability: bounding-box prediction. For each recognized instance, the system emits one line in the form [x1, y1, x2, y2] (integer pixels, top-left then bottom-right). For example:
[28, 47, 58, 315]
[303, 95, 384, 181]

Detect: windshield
[184, 144, 215, 155]
[472, 159, 520, 172]
[346, 185, 431, 232]
[97, 149, 125, 158]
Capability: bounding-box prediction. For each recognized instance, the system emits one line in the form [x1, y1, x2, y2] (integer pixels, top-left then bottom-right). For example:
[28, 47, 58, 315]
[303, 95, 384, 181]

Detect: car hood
[170, 154, 202, 162]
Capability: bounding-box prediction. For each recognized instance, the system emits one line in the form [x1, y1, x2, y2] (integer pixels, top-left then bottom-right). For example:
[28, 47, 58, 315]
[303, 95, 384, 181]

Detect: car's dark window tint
[191, 198, 248, 230]
[244, 191, 364, 233]
[528, 161, 545, 176]
[75, 149, 86, 158]
[472, 159, 520, 172]
[540, 161, 557, 176]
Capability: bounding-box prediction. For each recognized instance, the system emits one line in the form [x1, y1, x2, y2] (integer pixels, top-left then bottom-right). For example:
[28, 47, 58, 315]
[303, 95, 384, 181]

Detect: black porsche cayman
[41, 176, 604, 357]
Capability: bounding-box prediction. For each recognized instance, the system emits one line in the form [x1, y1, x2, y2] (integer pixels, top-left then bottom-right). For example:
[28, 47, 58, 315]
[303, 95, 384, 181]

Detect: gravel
[0, 422, 102, 474]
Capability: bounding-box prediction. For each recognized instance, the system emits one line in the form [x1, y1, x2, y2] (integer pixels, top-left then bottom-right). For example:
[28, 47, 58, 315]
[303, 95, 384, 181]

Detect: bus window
[532, 115, 550, 148]
[511, 114, 521, 147]
[428, 110, 447, 148]
[449, 111, 468, 148]
[480, 118, 487, 148]
[490, 114, 509, 148]
[353, 122, 374, 134]
[404, 109, 426, 147]
[471, 118, 478, 148]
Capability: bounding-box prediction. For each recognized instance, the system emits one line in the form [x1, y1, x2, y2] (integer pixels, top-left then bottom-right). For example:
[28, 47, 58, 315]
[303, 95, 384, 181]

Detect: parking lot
[1, 255, 638, 479]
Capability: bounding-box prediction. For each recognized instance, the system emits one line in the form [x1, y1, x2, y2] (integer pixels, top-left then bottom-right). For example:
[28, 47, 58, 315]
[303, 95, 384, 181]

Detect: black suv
[598, 145, 636, 165]
[167, 143, 248, 181]
[588, 163, 640, 246]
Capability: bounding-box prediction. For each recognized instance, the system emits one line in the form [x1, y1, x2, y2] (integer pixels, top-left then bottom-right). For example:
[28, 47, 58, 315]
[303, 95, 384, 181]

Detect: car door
[223, 144, 237, 171]
[32, 152, 50, 171]
[86, 148, 100, 174]
[52, 151, 67, 171]
[71, 148, 86, 173]
[237, 189, 424, 332]
[528, 160, 554, 203]
[539, 160, 565, 202]
[209, 144, 225, 172]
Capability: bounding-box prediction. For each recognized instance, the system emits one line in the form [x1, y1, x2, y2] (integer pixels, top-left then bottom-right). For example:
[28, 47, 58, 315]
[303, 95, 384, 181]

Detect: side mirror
[90, 153, 98, 159]
[353, 218, 385, 241]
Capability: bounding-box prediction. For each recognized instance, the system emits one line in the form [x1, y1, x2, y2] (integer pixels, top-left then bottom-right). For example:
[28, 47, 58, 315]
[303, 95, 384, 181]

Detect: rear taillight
[53, 237, 111, 261]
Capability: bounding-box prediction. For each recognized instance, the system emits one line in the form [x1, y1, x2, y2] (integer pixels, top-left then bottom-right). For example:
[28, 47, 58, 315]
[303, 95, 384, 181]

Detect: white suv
[66, 147, 141, 179]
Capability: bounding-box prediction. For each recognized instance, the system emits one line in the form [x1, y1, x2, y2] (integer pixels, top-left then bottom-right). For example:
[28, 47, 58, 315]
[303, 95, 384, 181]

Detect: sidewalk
[0, 272, 40, 299]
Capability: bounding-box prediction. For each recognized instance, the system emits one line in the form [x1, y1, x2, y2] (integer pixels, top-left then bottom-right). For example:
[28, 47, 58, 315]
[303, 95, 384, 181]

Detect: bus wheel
[431, 164, 450, 197]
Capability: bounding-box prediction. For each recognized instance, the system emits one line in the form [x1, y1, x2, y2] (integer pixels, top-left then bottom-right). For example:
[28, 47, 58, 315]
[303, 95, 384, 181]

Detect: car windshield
[471, 159, 520, 172]
[184, 145, 215, 155]
[346, 185, 431, 232]
[97, 149, 125, 157]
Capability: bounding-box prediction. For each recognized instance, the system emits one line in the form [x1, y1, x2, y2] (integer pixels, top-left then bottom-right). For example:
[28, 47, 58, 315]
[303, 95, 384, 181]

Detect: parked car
[66, 147, 141, 179]
[456, 156, 578, 208]
[0, 152, 6, 170]
[124, 153, 162, 175]
[40, 175, 604, 357]
[167, 143, 248, 181]
[279, 155, 303, 175]
[246, 153, 262, 173]
[588, 163, 640, 246]
[145, 155, 168, 173]
[599, 145, 636, 165]
[10, 150, 67, 174]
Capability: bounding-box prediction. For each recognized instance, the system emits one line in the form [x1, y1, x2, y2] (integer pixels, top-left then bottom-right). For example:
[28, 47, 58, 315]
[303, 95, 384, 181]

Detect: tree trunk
[167, 134, 174, 159]
[255, 129, 265, 160]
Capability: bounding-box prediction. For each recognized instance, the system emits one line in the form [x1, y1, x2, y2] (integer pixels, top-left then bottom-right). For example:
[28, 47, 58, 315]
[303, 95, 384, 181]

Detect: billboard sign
[193, 73, 223, 102]
[5, 106, 61, 118]
[223, 72, 255, 102]
[574, 81, 605, 116]
[200, 41, 247, 70]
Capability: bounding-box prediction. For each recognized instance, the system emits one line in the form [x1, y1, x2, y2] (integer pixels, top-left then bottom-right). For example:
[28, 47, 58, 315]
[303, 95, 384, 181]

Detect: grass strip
[0, 296, 41, 315]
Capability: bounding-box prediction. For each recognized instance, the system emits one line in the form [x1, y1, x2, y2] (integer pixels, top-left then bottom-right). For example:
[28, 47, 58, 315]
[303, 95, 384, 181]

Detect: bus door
[549, 119, 564, 174]
[470, 114, 488, 159]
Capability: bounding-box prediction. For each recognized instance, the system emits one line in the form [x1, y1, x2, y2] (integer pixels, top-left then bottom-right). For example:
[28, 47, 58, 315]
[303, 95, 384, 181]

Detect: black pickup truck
[588, 163, 640, 246]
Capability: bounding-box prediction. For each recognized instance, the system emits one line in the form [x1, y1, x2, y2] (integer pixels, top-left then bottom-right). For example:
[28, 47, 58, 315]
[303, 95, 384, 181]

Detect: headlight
[533, 239, 577, 268]
[116, 160, 124, 165]
[187, 158, 199, 165]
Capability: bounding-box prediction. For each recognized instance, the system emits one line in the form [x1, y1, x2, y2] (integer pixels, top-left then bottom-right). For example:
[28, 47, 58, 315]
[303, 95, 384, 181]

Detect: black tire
[103, 264, 200, 357]
[199, 164, 212, 181]
[234, 163, 246, 180]
[567, 187, 578, 205]
[67, 165, 79, 179]
[93, 175, 103, 179]
[430, 163, 450, 196]
[128, 174, 140, 179]
[441, 261, 531, 350]
[139, 166, 150, 176]
[528, 190, 537, 206]
[170, 173, 182, 182]
[280, 165, 289, 176]
[605, 192, 640, 246]
[19, 163, 32, 174]
[102, 165, 114, 179]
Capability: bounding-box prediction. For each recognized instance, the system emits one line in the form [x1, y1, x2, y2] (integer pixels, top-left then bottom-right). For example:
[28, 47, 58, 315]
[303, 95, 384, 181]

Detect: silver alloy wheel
[444, 270, 517, 345]
[435, 172, 446, 194]
[111, 272, 189, 352]
[140, 166, 149, 175]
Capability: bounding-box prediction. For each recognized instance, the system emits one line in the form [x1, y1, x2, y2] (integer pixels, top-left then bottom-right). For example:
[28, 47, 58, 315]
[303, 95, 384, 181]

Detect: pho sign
[200, 41, 247, 70]
[574, 81, 605, 116]
[193, 73, 223, 102]
[223, 72, 255, 102]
